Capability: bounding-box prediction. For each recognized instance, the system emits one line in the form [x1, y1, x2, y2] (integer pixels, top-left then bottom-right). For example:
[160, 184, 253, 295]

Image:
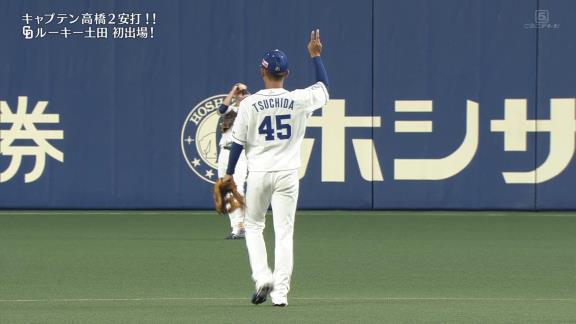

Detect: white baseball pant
[244, 169, 299, 305]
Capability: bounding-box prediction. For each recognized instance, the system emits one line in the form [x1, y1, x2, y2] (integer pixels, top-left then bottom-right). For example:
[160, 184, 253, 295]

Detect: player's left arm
[308, 29, 329, 89]
[295, 29, 330, 113]
[224, 100, 248, 178]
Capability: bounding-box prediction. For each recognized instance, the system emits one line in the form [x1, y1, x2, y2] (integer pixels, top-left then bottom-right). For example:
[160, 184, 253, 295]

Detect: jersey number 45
[258, 114, 292, 141]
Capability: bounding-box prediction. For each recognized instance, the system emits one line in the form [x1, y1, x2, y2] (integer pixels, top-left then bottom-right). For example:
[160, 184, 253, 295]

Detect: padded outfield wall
[1, 0, 575, 210]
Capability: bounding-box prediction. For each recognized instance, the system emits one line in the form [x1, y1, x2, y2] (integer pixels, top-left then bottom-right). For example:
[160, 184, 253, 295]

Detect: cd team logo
[181, 94, 226, 184]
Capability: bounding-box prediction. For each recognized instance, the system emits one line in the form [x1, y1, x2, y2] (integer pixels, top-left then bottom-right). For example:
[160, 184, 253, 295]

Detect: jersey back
[231, 82, 329, 172]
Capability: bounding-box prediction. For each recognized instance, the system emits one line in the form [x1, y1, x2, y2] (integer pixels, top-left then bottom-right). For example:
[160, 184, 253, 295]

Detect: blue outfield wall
[0, 0, 575, 209]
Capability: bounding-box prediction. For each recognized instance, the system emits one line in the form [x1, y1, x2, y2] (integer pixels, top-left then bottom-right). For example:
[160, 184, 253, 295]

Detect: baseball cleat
[273, 303, 287, 307]
[225, 232, 245, 240]
[251, 283, 273, 305]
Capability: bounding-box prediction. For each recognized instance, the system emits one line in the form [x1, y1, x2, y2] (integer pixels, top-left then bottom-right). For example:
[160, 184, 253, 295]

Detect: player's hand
[223, 174, 233, 182]
[307, 29, 322, 58]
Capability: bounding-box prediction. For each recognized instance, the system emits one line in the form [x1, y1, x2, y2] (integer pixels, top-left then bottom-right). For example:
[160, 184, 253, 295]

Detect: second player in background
[216, 83, 249, 239]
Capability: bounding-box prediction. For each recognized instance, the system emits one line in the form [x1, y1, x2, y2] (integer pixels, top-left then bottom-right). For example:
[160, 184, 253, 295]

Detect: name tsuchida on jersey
[251, 98, 295, 112]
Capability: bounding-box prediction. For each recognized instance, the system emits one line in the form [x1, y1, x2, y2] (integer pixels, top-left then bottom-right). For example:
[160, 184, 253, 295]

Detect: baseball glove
[213, 177, 245, 214]
[219, 110, 237, 133]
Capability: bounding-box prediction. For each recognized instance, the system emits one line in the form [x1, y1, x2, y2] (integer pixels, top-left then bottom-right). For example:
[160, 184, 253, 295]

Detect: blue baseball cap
[261, 49, 288, 74]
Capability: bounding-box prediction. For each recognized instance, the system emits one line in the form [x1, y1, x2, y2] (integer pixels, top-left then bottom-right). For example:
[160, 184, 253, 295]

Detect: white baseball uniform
[231, 82, 329, 305]
[217, 105, 248, 234]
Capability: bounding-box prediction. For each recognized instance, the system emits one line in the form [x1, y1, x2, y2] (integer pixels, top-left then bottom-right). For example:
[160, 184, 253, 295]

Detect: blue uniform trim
[218, 103, 229, 114]
[226, 142, 244, 175]
[313, 56, 329, 89]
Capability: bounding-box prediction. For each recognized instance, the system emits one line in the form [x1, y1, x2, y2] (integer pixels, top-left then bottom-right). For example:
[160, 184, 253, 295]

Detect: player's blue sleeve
[218, 103, 229, 114]
[313, 56, 329, 89]
[226, 142, 244, 175]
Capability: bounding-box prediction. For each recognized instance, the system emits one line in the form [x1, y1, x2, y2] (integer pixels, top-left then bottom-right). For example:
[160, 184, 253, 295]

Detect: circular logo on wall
[181, 94, 226, 184]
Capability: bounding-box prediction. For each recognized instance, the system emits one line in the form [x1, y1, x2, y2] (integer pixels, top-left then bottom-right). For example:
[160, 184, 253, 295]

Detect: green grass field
[1, 211, 575, 323]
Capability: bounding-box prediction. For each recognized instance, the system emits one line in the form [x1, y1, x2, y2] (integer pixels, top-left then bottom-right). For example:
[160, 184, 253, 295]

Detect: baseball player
[224, 29, 329, 306]
[217, 83, 249, 239]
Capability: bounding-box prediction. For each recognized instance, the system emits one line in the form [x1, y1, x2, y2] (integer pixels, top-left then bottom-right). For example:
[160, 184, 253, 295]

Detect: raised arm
[307, 29, 329, 89]
[218, 83, 248, 114]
